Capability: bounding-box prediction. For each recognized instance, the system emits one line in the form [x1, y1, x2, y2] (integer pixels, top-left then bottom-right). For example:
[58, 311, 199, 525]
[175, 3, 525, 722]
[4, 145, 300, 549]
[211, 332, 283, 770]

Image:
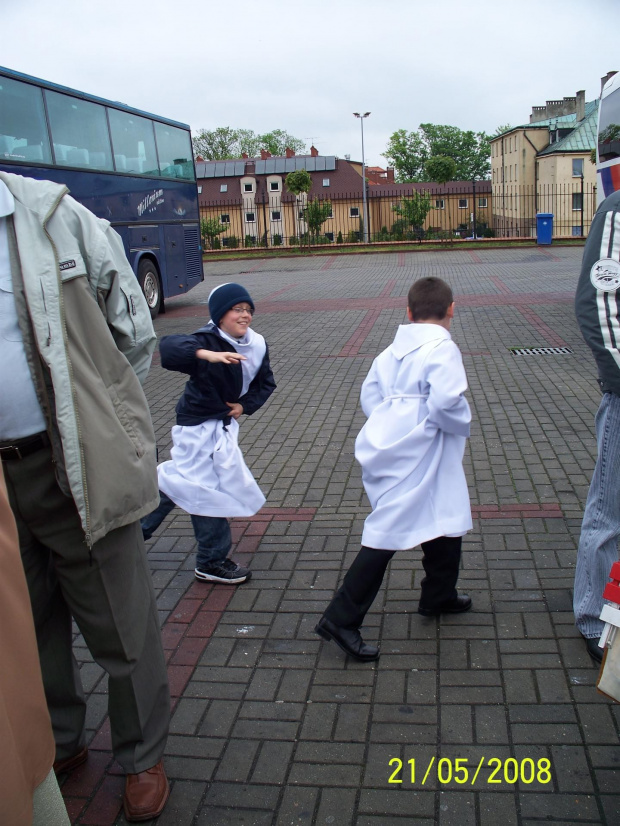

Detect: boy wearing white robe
[141, 283, 276, 584]
[316, 277, 472, 662]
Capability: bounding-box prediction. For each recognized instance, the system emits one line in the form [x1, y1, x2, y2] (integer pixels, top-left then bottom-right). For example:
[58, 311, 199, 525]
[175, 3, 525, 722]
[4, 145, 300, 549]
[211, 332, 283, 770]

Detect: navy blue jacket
[159, 328, 276, 426]
[575, 189, 620, 396]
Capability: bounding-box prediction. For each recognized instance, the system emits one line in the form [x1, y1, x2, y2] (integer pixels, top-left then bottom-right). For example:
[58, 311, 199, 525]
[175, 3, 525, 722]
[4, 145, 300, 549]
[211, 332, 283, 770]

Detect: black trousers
[323, 536, 462, 629]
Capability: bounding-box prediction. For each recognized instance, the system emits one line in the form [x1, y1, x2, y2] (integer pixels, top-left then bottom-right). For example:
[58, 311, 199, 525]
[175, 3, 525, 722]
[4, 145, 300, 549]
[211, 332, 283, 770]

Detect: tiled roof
[537, 100, 599, 155]
[492, 101, 598, 157]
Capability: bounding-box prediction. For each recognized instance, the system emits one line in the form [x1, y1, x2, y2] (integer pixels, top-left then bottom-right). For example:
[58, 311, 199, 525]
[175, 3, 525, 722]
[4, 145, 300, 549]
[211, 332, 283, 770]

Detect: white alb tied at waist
[157, 418, 265, 517]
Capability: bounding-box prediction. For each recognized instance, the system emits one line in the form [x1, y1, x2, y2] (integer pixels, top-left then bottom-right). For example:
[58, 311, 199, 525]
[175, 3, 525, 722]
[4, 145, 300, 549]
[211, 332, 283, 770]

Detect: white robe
[356, 323, 472, 551]
[157, 326, 266, 517]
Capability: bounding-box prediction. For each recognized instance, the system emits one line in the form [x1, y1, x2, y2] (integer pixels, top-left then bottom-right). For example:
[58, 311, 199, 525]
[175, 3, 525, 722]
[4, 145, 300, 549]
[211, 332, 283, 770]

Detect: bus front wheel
[138, 259, 162, 319]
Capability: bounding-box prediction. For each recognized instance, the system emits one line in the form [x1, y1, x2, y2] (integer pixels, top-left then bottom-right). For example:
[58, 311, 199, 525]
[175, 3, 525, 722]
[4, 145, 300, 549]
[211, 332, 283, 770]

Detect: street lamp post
[353, 112, 370, 243]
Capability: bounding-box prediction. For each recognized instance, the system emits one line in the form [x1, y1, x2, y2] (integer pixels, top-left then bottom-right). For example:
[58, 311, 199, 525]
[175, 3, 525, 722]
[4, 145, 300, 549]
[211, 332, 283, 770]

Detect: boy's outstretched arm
[425, 342, 471, 437]
[197, 349, 246, 364]
[160, 335, 244, 373]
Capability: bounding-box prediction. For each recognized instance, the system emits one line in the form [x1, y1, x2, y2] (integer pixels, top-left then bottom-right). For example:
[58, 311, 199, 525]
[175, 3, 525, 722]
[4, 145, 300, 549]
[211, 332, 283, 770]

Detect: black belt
[0, 431, 50, 461]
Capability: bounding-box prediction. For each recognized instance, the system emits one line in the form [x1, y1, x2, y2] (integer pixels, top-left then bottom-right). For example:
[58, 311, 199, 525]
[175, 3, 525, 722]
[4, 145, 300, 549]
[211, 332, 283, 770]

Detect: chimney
[285, 147, 295, 158]
[387, 167, 395, 184]
[576, 90, 586, 121]
[602, 71, 618, 93]
[310, 145, 319, 157]
[242, 152, 249, 159]
[260, 149, 272, 159]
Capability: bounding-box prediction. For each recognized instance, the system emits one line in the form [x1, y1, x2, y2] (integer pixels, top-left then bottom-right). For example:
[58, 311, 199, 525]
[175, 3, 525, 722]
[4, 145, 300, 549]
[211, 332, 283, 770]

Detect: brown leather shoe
[53, 746, 88, 775]
[123, 760, 170, 822]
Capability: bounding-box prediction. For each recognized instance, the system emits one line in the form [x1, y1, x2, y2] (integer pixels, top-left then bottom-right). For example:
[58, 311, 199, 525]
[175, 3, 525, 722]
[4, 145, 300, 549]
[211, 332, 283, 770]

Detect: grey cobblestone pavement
[68, 247, 620, 825]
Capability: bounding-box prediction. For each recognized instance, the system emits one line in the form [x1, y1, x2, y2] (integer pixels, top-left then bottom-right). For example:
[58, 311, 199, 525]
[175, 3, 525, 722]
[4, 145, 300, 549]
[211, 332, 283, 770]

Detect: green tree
[192, 127, 305, 160]
[382, 128, 428, 182]
[419, 124, 491, 180]
[392, 192, 432, 232]
[285, 169, 312, 249]
[259, 130, 305, 156]
[494, 123, 513, 135]
[383, 124, 491, 182]
[424, 156, 457, 185]
[304, 198, 332, 243]
[200, 217, 226, 249]
[285, 168, 312, 196]
[193, 128, 245, 160]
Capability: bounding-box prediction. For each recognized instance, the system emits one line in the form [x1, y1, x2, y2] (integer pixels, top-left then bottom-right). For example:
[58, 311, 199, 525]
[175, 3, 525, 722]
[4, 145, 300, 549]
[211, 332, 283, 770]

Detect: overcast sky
[4, 0, 619, 167]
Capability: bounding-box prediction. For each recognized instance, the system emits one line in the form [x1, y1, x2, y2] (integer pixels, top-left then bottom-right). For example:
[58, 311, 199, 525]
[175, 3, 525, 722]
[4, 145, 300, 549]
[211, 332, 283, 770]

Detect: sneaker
[195, 559, 251, 584]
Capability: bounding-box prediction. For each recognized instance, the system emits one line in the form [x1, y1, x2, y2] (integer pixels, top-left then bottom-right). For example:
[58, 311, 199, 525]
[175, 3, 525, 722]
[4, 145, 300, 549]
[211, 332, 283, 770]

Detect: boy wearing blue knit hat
[141, 283, 276, 583]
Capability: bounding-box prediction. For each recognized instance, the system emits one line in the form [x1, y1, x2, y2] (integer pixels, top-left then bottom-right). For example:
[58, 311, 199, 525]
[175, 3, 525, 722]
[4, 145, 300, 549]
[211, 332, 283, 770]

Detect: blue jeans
[574, 392, 620, 638]
[141, 490, 232, 568]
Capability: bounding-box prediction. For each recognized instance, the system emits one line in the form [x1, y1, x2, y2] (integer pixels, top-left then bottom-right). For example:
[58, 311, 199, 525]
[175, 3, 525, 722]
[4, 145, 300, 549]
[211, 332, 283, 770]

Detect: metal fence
[491, 182, 597, 239]
[199, 183, 595, 250]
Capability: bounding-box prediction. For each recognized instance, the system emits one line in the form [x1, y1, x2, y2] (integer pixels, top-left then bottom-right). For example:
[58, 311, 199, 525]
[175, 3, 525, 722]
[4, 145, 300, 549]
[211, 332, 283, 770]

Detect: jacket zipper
[43, 193, 93, 548]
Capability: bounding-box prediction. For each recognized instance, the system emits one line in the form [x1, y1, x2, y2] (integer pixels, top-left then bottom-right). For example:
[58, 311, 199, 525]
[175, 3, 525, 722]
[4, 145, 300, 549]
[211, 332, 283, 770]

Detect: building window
[197, 186, 202, 194]
[350, 207, 360, 218]
[220, 214, 230, 224]
[572, 226, 582, 236]
[270, 181, 279, 191]
[326, 207, 333, 218]
[245, 211, 256, 222]
[458, 199, 468, 209]
[573, 158, 584, 177]
[325, 232, 334, 241]
[220, 184, 228, 192]
[244, 182, 253, 192]
[434, 199, 445, 209]
[572, 193, 583, 211]
[271, 210, 281, 221]
[478, 197, 487, 208]
[323, 178, 330, 186]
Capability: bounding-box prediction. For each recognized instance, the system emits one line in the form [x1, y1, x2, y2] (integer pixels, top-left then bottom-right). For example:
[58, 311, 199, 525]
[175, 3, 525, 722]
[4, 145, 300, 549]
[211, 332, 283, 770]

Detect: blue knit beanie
[208, 282, 255, 326]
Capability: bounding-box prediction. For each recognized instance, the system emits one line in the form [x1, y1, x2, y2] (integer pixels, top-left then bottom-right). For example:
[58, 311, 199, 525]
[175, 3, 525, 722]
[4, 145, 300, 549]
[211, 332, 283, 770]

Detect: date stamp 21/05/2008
[388, 756, 552, 787]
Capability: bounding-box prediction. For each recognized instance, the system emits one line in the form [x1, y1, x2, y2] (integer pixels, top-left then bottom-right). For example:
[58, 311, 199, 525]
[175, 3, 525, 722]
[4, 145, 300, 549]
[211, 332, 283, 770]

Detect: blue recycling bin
[536, 213, 553, 245]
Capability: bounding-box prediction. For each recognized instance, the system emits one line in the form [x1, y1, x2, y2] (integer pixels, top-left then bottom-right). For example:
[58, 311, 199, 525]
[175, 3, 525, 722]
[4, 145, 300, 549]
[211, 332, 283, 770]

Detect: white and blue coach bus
[0, 66, 203, 317]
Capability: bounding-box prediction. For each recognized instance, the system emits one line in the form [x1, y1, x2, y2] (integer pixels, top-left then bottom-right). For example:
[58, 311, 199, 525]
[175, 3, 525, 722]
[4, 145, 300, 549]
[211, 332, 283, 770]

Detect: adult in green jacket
[0, 171, 170, 821]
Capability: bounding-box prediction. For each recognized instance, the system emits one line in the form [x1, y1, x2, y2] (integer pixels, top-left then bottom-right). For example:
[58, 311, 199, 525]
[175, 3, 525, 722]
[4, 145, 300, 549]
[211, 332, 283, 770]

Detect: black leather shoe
[315, 617, 380, 662]
[584, 636, 603, 663]
[418, 594, 473, 617]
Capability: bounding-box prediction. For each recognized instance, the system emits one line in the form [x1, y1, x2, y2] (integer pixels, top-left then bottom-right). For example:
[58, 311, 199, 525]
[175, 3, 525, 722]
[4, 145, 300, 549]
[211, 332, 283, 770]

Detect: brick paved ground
[62, 247, 620, 825]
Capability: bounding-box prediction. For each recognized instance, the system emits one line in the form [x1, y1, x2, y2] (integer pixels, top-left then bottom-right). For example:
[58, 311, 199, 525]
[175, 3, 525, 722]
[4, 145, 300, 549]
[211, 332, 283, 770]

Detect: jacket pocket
[58, 252, 88, 283]
[107, 383, 146, 458]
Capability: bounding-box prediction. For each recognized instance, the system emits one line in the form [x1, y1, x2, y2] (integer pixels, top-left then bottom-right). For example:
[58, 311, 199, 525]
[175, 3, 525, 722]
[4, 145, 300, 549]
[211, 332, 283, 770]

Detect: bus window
[154, 122, 194, 180]
[108, 108, 159, 176]
[0, 76, 52, 164]
[45, 90, 113, 171]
